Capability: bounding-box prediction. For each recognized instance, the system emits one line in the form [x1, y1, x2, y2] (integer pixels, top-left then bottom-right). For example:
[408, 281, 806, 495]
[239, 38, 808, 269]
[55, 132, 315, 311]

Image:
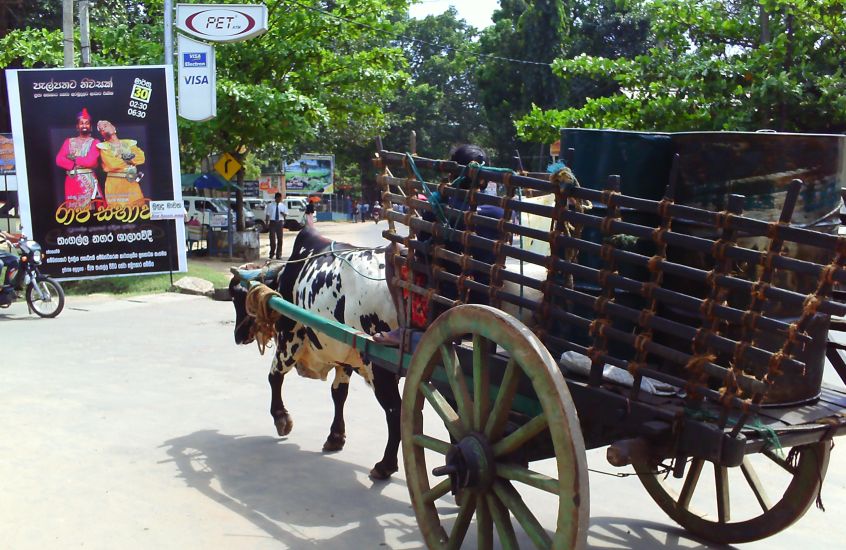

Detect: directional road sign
[214, 152, 241, 180]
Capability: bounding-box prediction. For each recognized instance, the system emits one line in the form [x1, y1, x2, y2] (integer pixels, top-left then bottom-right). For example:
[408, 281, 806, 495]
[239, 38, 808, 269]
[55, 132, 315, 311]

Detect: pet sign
[175, 4, 268, 43]
[174, 4, 267, 121]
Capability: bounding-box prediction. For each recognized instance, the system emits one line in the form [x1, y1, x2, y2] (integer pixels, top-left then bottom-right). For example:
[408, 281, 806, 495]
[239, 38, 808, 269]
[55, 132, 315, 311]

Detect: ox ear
[229, 267, 241, 278]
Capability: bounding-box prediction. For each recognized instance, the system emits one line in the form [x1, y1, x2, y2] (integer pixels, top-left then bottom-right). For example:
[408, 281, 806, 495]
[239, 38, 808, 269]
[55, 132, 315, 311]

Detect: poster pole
[2, 173, 9, 232]
[167, 219, 175, 287]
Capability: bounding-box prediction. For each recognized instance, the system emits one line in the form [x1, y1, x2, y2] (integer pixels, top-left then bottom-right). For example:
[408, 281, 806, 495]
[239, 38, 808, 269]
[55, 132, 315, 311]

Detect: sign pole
[164, 0, 173, 65]
[227, 186, 233, 258]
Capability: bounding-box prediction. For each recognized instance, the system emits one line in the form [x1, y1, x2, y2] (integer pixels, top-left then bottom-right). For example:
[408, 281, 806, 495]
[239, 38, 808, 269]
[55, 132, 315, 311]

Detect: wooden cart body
[242, 140, 846, 548]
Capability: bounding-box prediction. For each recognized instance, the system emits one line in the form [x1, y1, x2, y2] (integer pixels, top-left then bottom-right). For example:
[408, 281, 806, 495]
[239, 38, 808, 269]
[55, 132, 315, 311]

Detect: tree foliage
[475, 0, 569, 164]
[516, 0, 846, 142]
[1, 0, 412, 225]
[381, 8, 489, 158]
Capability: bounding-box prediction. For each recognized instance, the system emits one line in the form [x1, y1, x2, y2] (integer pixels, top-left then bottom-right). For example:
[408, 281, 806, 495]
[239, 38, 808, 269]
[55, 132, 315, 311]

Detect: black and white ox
[229, 226, 401, 479]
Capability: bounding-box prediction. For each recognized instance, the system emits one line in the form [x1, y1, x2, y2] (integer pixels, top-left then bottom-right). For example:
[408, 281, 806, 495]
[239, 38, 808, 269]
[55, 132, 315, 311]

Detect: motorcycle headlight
[32, 250, 42, 264]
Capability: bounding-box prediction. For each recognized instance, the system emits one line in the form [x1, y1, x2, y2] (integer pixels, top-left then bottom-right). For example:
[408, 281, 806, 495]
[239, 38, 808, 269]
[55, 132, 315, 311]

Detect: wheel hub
[432, 432, 495, 495]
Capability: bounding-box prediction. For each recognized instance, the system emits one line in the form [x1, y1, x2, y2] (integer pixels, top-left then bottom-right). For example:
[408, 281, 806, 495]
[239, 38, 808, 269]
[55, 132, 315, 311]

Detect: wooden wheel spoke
[446, 491, 476, 550]
[476, 492, 493, 550]
[740, 457, 772, 512]
[486, 492, 518, 549]
[402, 305, 587, 550]
[484, 357, 519, 441]
[497, 462, 560, 495]
[424, 479, 452, 504]
[763, 448, 797, 475]
[412, 434, 451, 455]
[420, 381, 465, 440]
[472, 334, 491, 431]
[440, 344, 474, 431]
[492, 413, 548, 458]
[715, 465, 731, 523]
[493, 480, 552, 549]
[678, 458, 704, 509]
[634, 441, 832, 544]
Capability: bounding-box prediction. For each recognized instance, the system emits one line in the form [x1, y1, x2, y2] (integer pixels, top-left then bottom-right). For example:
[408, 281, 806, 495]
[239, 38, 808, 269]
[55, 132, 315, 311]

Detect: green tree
[381, 9, 490, 158]
[476, 0, 569, 166]
[517, 0, 846, 142]
[0, 0, 62, 37]
[1, 0, 412, 228]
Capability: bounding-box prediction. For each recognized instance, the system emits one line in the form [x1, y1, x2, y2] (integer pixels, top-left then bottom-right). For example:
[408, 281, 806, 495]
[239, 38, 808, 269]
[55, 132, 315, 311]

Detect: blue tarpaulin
[181, 172, 241, 190]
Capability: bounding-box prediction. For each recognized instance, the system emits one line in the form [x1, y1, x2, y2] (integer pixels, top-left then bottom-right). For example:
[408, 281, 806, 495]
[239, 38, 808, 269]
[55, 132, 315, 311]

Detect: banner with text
[5, 65, 186, 279]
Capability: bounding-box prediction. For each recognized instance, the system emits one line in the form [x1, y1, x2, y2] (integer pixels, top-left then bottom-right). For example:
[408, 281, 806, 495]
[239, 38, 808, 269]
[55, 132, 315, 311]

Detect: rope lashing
[245, 284, 282, 355]
[403, 153, 515, 228]
[684, 406, 782, 454]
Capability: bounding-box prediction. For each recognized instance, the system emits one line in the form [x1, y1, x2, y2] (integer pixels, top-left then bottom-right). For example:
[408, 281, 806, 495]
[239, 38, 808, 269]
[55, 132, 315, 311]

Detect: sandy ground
[2, 220, 845, 549]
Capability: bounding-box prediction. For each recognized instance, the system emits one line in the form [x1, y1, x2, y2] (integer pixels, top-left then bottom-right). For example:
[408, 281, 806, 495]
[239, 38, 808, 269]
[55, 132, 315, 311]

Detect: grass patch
[62, 261, 231, 296]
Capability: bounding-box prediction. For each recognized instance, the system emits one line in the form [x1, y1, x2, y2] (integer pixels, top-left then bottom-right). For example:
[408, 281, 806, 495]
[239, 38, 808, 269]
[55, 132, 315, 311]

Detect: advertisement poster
[283, 154, 334, 194]
[0, 133, 15, 173]
[5, 66, 186, 280]
[258, 173, 282, 200]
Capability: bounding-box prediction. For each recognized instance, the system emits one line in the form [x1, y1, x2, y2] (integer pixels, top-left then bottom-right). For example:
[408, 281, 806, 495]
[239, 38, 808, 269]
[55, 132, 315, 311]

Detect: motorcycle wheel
[26, 277, 65, 318]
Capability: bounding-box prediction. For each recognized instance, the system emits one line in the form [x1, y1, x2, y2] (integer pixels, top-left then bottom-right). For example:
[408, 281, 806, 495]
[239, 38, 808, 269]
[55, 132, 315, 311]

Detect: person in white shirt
[264, 192, 288, 259]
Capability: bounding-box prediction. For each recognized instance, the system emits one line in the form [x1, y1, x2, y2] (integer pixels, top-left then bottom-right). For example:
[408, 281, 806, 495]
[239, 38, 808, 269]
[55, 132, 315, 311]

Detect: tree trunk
[758, 5, 770, 44]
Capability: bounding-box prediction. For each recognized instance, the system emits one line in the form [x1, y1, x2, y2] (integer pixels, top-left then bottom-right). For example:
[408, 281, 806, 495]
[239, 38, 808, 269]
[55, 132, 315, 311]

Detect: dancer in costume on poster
[96, 119, 146, 206]
[54, 108, 102, 210]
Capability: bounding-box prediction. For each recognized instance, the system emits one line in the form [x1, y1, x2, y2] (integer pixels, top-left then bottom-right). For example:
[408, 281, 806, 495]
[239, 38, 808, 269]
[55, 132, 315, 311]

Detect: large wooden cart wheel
[632, 440, 831, 544]
[401, 305, 589, 549]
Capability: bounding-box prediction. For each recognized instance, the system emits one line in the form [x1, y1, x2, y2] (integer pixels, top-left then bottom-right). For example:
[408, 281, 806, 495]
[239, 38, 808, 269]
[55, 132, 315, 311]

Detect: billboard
[5, 65, 186, 280]
[0, 133, 14, 173]
[284, 154, 333, 194]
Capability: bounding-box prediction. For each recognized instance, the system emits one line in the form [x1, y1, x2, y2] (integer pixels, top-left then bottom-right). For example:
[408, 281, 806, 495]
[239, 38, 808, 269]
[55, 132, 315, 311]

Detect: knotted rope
[245, 284, 282, 355]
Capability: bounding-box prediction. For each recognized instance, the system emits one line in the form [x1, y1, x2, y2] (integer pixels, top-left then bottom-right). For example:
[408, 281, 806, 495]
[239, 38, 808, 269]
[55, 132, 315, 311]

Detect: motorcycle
[0, 232, 65, 318]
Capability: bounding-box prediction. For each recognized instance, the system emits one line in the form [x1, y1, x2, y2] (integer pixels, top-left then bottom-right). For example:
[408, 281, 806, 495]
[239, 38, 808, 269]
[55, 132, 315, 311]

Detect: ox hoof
[274, 415, 293, 437]
[369, 462, 398, 481]
[322, 432, 346, 453]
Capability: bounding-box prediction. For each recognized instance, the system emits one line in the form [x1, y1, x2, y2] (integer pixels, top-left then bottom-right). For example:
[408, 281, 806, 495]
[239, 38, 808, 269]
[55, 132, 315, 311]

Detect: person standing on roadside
[265, 192, 288, 260]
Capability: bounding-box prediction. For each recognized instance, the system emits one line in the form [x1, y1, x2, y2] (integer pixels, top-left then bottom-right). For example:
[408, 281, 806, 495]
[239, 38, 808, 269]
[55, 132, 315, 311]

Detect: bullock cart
[242, 139, 846, 548]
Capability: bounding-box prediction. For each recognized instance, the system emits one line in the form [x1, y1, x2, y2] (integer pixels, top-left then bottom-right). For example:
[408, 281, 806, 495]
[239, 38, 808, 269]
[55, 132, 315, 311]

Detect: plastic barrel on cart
[670, 131, 845, 404]
[557, 129, 675, 359]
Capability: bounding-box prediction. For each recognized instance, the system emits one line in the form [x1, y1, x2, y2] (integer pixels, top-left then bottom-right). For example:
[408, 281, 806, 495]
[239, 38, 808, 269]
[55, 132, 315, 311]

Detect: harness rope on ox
[245, 283, 282, 355]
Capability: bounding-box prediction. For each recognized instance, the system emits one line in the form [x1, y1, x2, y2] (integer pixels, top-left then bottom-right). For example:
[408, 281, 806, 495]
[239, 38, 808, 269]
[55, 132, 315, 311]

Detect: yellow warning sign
[214, 152, 241, 180]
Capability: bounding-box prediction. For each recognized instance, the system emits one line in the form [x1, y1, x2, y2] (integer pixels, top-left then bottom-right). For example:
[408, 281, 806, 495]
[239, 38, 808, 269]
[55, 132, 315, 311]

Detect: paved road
[1, 220, 844, 549]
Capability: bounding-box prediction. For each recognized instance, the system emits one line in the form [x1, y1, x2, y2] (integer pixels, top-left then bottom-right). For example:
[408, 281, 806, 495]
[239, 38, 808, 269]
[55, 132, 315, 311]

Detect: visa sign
[183, 52, 207, 68]
[176, 4, 268, 43]
[177, 34, 216, 121]
[183, 75, 210, 85]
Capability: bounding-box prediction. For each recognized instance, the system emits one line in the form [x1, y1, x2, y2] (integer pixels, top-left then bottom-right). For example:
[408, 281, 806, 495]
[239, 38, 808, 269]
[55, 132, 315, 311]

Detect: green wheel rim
[401, 305, 589, 549]
[634, 441, 830, 544]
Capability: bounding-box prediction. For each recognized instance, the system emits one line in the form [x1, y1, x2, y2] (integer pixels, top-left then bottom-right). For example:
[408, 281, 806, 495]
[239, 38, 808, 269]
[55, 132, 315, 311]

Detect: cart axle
[432, 432, 496, 495]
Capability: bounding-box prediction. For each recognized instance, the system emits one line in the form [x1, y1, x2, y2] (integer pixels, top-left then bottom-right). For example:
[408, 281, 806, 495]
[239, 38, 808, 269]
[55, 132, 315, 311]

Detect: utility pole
[79, 0, 91, 66]
[164, 0, 173, 64]
[62, 0, 74, 67]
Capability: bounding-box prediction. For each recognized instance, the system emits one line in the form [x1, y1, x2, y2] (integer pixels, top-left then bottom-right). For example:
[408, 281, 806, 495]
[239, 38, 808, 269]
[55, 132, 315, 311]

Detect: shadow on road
[587, 517, 733, 549]
[160, 430, 422, 548]
[159, 431, 733, 549]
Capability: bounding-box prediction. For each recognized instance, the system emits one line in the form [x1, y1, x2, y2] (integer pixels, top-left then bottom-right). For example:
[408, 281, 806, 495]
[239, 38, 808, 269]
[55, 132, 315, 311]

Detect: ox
[229, 226, 401, 480]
